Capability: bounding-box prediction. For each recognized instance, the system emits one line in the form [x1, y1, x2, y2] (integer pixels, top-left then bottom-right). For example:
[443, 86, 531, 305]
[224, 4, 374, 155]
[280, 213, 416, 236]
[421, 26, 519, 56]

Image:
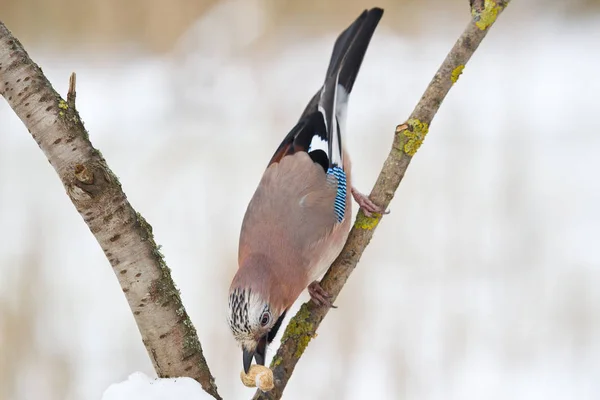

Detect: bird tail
[318, 8, 384, 167]
[325, 8, 384, 93]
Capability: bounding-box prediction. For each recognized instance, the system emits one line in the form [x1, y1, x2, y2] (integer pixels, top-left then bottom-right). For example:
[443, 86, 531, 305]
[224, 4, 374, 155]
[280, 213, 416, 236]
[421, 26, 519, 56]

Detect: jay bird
[228, 8, 385, 374]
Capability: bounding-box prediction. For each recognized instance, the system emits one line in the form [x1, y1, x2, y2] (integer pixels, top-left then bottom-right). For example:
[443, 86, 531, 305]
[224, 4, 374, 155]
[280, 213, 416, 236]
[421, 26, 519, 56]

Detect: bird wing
[239, 152, 338, 269]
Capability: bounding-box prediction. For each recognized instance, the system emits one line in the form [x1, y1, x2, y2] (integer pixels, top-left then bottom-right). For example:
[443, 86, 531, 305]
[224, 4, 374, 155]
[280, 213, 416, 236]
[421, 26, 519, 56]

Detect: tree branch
[0, 22, 221, 400]
[253, 1, 511, 399]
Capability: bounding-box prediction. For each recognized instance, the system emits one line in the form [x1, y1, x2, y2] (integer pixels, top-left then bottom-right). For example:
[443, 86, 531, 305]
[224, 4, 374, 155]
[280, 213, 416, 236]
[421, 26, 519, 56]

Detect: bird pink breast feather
[227, 7, 386, 375]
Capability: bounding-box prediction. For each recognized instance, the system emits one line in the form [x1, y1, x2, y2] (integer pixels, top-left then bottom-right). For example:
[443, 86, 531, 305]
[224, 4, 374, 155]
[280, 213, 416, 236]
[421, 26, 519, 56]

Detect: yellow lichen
[281, 304, 314, 358]
[451, 65, 465, 84]
[272, 356, 282, 367]
[58, 99, 69, 110]
[295, 336, 311, 358]
[402, 118, 429, 156]
[472, 0, 503, 30]
[354, 213, 380, 230]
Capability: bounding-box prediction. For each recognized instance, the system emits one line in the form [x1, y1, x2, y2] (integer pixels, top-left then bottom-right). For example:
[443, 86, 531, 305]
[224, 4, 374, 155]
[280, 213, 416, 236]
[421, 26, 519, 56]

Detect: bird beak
[254, 335, 267, 366]
[242, 335, 268, 374]
[243, 348, 254, 374]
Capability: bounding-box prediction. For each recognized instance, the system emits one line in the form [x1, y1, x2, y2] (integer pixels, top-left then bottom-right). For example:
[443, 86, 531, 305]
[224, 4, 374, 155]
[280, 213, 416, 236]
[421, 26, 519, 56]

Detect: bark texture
[253, 1, 511, 399]
[0, 22, 221, 400]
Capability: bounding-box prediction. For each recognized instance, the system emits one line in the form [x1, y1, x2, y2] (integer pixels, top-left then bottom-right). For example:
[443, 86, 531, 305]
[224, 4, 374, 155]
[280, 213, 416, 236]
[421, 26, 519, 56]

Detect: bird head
[227, 287, 287, 373]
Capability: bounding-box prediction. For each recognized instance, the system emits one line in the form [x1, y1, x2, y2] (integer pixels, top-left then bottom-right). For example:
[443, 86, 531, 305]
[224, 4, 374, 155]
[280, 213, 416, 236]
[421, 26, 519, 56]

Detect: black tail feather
[325, 10, 369, 80]
[298, 8, 383, 121]
[319, 8, 383, 166]
[326, 8, 384, 93]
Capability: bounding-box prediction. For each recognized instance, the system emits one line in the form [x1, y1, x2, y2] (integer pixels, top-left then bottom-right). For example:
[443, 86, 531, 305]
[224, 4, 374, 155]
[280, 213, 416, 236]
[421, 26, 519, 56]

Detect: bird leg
[351, 187, 389, 217]
[308, 281, 337, 308]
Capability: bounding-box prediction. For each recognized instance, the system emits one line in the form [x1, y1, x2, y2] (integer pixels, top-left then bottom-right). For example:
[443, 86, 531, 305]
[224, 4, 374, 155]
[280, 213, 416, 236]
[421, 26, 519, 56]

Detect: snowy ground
[1, 2, 600, 400]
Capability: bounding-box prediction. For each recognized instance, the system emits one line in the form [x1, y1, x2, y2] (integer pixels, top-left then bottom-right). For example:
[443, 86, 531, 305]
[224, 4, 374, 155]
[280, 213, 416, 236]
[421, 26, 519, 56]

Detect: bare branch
[0, 22, 221, 400]
[253, 1, 511, 399]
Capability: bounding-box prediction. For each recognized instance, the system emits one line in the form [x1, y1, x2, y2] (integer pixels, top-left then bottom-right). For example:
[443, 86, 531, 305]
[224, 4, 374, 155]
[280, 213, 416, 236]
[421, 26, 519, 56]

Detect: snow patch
[101, 372, 213, 400]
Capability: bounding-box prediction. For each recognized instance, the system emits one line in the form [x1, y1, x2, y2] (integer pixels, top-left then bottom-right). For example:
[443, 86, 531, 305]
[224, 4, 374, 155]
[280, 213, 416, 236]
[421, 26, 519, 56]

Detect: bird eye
[260, 311, 271, 327]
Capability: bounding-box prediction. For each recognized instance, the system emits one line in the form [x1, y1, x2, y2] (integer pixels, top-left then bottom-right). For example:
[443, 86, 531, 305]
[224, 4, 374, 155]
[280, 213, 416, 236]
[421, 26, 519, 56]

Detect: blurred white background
[1, 0, 600, 399]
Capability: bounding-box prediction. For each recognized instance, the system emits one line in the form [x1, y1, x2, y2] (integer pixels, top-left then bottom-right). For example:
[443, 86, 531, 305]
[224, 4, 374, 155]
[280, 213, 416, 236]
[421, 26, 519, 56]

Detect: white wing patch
[308, 135, 328, 153]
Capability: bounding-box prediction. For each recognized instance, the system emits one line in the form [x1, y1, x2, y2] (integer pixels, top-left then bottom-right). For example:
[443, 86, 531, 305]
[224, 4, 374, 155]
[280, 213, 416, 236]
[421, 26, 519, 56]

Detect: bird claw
[308, 281, 337, 308]
[351, 187, 389, 218]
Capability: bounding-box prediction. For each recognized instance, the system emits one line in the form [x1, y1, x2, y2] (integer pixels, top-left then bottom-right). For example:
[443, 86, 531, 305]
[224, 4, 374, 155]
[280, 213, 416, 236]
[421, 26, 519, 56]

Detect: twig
[67, 72, 76, 108]
[252, 1, 511, 399]
[0, 22, 221, 400]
